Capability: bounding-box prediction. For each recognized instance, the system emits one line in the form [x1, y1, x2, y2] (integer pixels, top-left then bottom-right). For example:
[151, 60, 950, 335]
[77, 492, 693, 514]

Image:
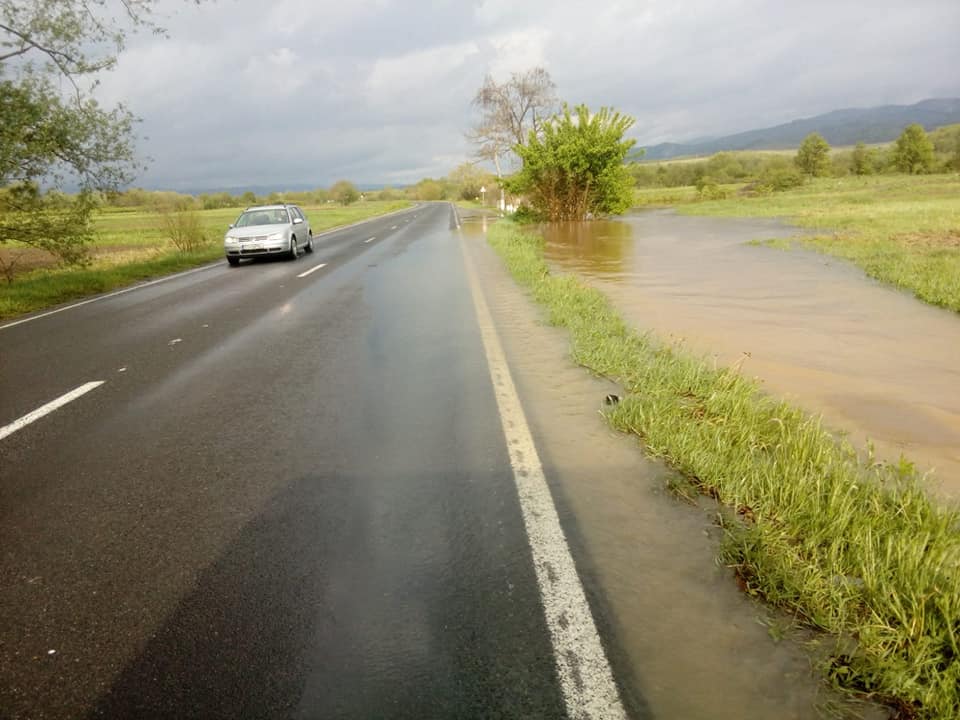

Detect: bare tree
[467, 67, 557, 208]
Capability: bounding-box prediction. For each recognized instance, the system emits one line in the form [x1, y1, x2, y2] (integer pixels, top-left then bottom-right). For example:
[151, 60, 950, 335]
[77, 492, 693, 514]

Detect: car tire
[288, 236, 299, 260]
[227, 256, 240, 267]
[305, 232, 314, 253]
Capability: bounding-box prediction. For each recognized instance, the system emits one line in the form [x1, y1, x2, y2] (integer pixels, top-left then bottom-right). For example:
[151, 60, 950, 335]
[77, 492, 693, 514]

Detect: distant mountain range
[638, 98, 960, 161]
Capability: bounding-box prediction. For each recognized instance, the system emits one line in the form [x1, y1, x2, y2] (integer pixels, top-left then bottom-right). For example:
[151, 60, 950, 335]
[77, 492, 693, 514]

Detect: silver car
[224, 204, 313, 266]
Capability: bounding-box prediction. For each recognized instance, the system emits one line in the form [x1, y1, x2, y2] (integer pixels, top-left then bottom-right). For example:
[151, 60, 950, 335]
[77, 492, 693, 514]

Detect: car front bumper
[225, 241, 289, 258]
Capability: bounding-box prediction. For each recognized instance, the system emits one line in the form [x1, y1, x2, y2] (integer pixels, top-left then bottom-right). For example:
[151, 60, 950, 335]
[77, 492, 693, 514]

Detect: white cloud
[486, 28, 550, 79]
[365, 41, 480, 108]
[263, 0, 390, 37]
[242, 48, 307, 96]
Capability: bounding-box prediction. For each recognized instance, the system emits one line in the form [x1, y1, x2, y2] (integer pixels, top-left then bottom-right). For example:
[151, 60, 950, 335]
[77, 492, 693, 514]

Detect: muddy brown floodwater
[542, 210, 960, 500]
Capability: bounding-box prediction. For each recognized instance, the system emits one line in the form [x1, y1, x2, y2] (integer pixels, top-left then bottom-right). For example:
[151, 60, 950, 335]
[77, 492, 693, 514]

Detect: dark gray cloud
[94, 0, 960, 190]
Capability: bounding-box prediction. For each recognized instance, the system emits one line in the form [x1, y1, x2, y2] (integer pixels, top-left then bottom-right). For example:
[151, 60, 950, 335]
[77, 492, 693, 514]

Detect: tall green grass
[489, 220, 960, 718]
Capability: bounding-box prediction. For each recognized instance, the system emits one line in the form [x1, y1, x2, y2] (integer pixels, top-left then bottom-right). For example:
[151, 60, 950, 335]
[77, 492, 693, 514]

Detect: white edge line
[296, 262, 328, 278]
[458, 236, 627, 720]
[0, 203, 423, 332]
[0, 381, 105, 442]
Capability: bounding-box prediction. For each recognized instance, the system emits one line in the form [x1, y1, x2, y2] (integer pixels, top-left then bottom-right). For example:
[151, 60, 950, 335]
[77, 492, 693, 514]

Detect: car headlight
[225, 235, 239, 244]
[267, 232, 285, 242]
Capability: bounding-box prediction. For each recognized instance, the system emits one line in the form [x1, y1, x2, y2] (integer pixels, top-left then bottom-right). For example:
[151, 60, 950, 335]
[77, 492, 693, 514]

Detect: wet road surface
[543, 211, 960, 499]
[1, 204, 882, 719]
[0, 204, 601, 719]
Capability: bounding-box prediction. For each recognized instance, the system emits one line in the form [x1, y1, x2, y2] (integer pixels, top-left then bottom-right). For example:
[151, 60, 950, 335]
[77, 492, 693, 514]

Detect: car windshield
[235, 208, 289, 227]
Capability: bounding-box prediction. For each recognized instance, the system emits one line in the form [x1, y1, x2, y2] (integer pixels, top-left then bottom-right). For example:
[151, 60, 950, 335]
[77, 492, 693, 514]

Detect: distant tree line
[630, 123, 960, 195]
[8, 168, 504, 218]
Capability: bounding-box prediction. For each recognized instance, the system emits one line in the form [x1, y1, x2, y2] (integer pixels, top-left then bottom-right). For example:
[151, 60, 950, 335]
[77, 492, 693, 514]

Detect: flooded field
[542, 210, 960, 499]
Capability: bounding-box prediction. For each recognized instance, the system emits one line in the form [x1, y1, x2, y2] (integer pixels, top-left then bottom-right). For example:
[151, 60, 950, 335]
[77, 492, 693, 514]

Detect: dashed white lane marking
[390, 225, 398, 230]
[458, 237, 627, 720]
[0, 264, 218, 332]
[0, 381, 105, 442]
[297, 262, 328, 278]
[365, 237, 376, 243]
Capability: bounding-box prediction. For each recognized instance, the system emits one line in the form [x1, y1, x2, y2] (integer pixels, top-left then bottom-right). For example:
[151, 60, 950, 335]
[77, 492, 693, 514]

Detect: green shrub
[757, 166, 805, 192]
[795, 132, 832, 177]
[893, 124, 935, 174]
[695, 175, 728, 199]
[161, 209, 210, 252]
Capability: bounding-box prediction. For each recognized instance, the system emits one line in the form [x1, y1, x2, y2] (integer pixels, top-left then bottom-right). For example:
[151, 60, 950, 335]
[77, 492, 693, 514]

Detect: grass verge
[0, 247, 223, 319]
[0, 200, 413, 320]
[488, 219, 960, 719]
[678, 175, 960, 313]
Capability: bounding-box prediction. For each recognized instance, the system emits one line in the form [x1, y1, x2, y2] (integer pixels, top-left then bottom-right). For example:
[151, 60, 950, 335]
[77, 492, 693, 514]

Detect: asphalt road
[0, 203, 630, 719]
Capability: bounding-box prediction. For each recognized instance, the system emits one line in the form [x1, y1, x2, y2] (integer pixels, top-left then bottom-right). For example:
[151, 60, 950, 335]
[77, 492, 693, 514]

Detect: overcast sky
[93, 0, 960, 191]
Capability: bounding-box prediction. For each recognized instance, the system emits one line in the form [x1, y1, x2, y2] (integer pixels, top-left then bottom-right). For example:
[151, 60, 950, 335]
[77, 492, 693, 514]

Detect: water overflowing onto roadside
[542, 210, 960, 500]
[460, 212, 889, 719]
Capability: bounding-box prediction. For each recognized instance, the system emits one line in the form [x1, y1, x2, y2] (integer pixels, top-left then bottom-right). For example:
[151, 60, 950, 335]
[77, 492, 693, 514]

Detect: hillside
[639, 98, 960, 160]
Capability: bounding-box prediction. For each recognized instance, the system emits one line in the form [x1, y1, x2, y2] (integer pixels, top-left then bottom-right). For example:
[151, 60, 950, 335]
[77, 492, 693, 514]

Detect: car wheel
[288, 236, 299, 260]
[305, 232, 314, 254]
[227, 256, 240, 267]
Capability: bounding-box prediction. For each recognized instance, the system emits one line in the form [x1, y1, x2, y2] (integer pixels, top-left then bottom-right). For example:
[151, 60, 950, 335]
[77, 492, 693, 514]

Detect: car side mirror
[228, 223, 234, 229]
[293, 217, 303, 224]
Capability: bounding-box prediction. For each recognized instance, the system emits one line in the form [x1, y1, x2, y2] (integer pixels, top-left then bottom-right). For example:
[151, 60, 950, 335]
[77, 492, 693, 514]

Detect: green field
[674, 174, 960, 312]
[0, 200, 412, 320]
[633, 184, 725, 206]
[91, 201, 410, 248]
[488, 219, 960, 719]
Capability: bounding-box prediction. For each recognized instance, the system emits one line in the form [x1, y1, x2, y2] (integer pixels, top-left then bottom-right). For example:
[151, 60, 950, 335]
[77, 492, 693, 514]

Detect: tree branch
[0, 21, 84, 70]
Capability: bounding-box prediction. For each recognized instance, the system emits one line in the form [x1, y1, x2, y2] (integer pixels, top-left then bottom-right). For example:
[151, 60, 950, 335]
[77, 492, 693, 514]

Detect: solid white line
[297, 262, 328, 278]
[365, 237, 376, 243]
[458, 238, 627, 720]
[0, 381, 105, 442]
[0, 264, 219, 332]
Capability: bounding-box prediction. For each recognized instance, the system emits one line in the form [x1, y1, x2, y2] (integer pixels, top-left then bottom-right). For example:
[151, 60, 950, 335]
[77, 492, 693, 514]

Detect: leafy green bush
[795, 132, 832, 177]
[510, 204, 540, 223]
[757, 165, 805, 192]
[893, 124, 935, 174]
[506, 103, 636, 220]
[695, 175, 728, 199]
[851, 142, 877, 176]
[161, 209, 210, 252]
